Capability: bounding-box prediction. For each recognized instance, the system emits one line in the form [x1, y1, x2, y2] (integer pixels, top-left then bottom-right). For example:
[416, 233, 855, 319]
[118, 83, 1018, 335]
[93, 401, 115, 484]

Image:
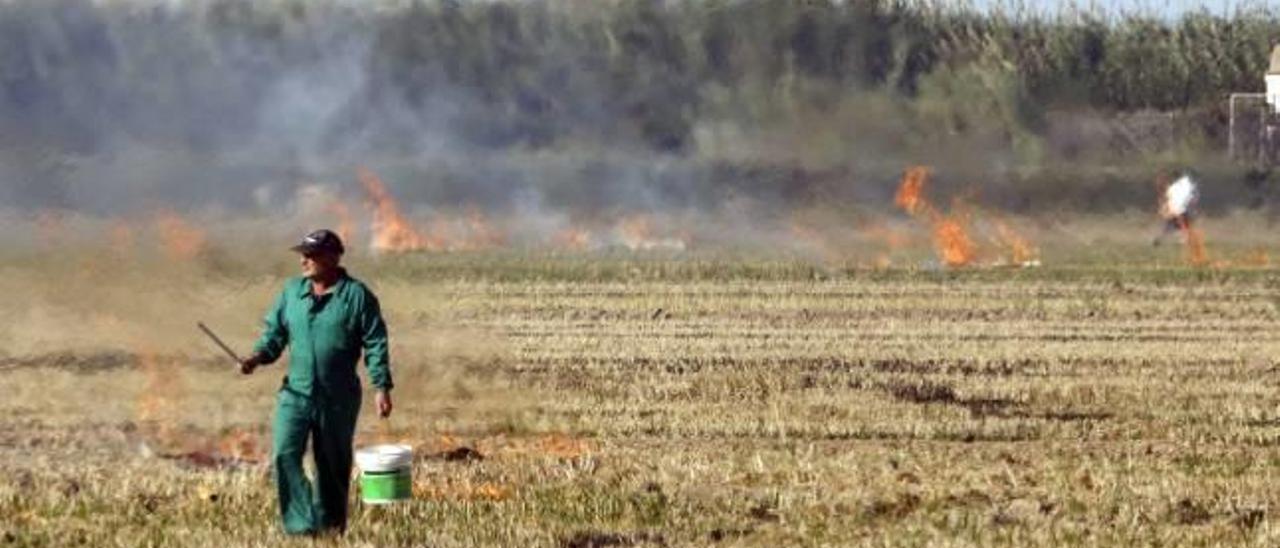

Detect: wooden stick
[197, 321, 242, 365]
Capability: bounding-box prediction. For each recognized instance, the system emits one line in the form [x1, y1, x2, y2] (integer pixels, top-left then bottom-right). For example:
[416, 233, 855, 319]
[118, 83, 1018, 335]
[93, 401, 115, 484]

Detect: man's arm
[358, 288, 394, 416]
[243, 288, 289, 373]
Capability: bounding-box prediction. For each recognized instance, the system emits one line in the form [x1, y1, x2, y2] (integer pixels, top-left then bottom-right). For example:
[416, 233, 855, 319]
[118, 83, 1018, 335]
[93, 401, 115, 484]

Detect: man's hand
[239, 353, 262, 375]
[376, 389, 393, 418]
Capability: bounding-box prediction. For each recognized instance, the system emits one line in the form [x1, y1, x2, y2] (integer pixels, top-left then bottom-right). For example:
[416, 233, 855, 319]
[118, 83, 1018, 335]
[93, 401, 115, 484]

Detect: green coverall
[252, 269, 393, 535]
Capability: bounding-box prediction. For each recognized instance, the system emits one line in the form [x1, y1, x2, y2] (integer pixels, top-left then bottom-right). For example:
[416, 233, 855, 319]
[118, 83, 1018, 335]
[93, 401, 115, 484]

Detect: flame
[154, 211, 206, 260]
[436, 433, 461, 450]
[358, 167, 443, 253]
[1176, 217, 1208, 267]
[213, 429, 264, 463]
[617, 215, 654, 250]
[616, 214, 688, 251]
[415, 479, 512, 502]
[536, 433, 591, 459]
[894, 167, 930, 216]
[133, 346, 265, 466]
[991, 218, 1038, 265]
[894, 168, 976, 267]
[473, 483, 510, 500]
[553, 226, 593, 251]
[134, 349, 187, 450]
[933, 216, 975, 267]
[858, 222, 915, 267]
[1242, 248, 1270, 267]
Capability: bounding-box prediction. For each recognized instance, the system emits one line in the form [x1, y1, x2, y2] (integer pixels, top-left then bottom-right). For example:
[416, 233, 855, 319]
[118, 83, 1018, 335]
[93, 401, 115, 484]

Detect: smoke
[0, 0, 1275, 256]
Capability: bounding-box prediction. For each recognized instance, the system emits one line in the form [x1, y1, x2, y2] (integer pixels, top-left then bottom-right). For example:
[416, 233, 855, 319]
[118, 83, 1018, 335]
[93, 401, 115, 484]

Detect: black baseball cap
[291, 229, 345, 255]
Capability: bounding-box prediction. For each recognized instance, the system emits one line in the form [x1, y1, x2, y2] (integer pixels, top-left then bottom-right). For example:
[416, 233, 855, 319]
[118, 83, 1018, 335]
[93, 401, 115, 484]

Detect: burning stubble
[359, 167, 444, 253]
[358, 168, 513, 253]
[892, 166, 1037, 268]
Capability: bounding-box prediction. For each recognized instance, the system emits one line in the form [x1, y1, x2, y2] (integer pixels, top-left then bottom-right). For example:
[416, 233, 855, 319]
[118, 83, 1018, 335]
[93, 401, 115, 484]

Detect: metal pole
[1229, 93, 1237, 160]
[1261, 99, 1268, 165]
[1227, 93, 1266, 163]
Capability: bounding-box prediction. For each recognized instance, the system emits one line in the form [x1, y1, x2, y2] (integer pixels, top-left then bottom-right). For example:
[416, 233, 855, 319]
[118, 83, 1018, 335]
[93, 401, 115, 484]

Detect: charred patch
[959, 398, 1020, 418]
[428, 446, 485, 462]
[1032, 410, 1113, 422]
[707, 527, 754, 542]
[882, 380, 1022, 418]
[130, 492, 174, 514]
[0, 351, 135, 373]
[159, 450, 257, 470]
[869, 357, 1035, 376]
[863, 492, 922, 521]
[1171, 498, 1213, 525]
[885, 380, 957, 404]
[943, 489, 993, 508]
[747, 502, 781, 522]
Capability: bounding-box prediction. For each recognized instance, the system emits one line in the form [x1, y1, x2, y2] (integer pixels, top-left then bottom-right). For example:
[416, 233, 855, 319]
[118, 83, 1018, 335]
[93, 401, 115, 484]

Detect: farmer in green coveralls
[239, 229, 394, 536]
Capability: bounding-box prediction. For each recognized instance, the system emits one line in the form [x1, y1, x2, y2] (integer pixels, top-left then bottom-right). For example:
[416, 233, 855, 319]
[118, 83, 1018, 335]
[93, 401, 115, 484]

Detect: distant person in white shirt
[1153, 170, 1200, 246]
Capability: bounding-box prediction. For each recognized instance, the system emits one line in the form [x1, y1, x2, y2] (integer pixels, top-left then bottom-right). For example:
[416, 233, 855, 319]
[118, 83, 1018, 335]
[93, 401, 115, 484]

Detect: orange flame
[135, 349, 187, 449]
[1176, 217, 1208, 267]
[133, 346, 266, 465]
[553, 226, 593, 251]
[154, 211, 206, 260]
[213, 429, 264, 463]
[358, 167, 443, 253]
[861, 222, 914, 267]
[894, 167, 930, 216]
[617, 215, 654, 250]
[415, 479, 512, 502]
[894, 168, 976, 267]
[991, 218, 1038, 265]
[1242, 249, 1270, 267]
[536, 433, 592, 459]
[932, 216, 975, 267]
[616, 214, 687, 251]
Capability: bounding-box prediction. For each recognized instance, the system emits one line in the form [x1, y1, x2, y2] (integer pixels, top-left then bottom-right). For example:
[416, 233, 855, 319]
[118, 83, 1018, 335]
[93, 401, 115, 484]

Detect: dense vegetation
[2, 0, 1276, 154]
[3, 0, 1280, 214]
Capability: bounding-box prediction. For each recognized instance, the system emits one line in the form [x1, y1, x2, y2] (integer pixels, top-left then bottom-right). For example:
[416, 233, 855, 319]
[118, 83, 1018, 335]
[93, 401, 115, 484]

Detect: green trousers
[272, 386, 361, 535]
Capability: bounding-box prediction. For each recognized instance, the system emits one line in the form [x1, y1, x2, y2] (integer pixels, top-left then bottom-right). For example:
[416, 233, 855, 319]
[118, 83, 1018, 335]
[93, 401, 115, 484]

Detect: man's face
[300, 251, 341, 279]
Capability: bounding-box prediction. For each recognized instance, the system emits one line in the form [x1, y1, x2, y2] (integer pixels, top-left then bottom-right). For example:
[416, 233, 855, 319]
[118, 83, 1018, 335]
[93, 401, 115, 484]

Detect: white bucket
[355, 444, 413, 504]
[355, 444, 414, 472]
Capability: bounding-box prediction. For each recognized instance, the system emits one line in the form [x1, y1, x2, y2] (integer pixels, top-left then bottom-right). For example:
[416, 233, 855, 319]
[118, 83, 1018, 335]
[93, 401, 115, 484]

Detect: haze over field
[4, 0, 1280, 250]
